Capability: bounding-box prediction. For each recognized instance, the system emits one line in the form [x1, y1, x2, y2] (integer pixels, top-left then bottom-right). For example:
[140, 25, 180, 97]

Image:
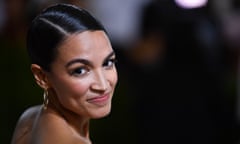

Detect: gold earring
[43, 89, 49, 110]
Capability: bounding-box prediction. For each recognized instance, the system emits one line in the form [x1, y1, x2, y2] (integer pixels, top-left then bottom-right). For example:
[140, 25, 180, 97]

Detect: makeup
[87, 93, 110, 106]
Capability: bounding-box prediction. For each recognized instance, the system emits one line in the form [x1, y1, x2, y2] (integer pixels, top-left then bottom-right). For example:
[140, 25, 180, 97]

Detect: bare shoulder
[30, 109, 91, 144]
[11, 105, 42, 144]
[11, 105, 91, 144]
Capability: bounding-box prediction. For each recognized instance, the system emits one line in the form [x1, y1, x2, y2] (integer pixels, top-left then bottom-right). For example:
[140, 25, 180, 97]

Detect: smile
[87, 94, 110, 106]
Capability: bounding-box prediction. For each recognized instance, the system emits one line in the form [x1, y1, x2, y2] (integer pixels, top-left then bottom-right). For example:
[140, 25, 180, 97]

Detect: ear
[31, 64, 50, 89]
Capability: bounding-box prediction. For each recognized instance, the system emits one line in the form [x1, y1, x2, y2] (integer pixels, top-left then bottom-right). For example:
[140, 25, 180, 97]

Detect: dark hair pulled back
[27, 3, 106, 71]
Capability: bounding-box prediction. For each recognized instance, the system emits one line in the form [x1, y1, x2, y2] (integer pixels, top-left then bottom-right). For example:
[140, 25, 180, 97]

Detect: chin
[91, 104, 112, 119]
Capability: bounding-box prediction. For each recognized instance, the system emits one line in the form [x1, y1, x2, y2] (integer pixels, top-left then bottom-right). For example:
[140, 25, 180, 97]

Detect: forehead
[56, 30, 113, 61]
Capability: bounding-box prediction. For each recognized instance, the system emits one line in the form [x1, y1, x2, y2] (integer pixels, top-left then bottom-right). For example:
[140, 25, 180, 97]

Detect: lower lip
[87, 95, 110, 106]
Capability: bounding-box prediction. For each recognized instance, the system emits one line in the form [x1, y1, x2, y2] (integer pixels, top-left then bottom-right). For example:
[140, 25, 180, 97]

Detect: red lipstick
[87, 94, 110, 106]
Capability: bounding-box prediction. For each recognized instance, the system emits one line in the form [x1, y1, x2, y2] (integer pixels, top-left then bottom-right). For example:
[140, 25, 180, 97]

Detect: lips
[87, 94, 110, 106]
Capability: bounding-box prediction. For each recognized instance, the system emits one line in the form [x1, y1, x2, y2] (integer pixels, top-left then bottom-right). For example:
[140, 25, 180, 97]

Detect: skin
[11, 30, 118, 144]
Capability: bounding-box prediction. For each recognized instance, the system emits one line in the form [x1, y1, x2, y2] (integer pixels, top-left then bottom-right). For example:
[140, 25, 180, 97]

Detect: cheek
[69, 80, 89, 98]
[109, 68, 118, 87]
[51, 77, 90, 101]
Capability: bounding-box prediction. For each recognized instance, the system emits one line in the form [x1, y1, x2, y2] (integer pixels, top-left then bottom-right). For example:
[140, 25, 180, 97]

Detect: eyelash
[71, 67, 89, 77]
[103, 58, 117, 68]
[70, 58, 117, 77]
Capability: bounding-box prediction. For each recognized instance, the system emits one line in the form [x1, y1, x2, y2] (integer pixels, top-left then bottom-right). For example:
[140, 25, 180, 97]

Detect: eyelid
[103, 57, 117, 68]
[108, 57, 117, 64]
[103, 51, 116, 63]
[70, 66, 90, 77]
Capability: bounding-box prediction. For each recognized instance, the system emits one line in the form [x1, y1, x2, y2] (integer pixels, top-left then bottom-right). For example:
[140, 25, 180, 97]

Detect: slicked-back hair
[27, 3, 107, 71]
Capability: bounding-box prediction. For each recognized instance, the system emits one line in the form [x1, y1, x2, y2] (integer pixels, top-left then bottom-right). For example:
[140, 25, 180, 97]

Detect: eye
[103, 58, 117, 68]
[71, 67, 89, 76]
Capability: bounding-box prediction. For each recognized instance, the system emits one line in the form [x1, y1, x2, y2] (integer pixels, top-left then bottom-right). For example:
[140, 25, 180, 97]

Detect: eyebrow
[65, 51, 115, 68]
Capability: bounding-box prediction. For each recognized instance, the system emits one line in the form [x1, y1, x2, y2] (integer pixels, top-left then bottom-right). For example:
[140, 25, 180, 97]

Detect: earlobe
[31, 64, 50, 89]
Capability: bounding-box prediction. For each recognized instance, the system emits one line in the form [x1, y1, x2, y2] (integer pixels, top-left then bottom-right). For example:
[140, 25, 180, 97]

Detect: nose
[91, 69, 108, 91]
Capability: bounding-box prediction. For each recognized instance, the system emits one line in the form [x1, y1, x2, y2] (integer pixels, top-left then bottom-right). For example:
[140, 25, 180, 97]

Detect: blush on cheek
[53, 79, 89, 101]
[69, 82, 89, 98]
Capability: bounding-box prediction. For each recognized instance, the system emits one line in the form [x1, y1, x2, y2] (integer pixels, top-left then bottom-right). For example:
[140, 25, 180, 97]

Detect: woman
[11, 3, 118, 144]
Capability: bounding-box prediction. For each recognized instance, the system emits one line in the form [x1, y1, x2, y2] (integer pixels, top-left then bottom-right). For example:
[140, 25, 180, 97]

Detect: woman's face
[46, 31, 118, 119]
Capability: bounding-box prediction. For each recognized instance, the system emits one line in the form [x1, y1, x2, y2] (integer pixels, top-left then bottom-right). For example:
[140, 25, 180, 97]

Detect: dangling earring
[43, 89, 49, 110]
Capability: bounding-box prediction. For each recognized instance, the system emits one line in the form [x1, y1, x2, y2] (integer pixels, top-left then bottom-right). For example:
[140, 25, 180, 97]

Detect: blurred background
[1, 0, 240, 143]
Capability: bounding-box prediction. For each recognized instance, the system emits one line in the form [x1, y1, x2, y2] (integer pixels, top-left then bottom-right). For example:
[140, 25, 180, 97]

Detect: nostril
[91, 82, 108, 92]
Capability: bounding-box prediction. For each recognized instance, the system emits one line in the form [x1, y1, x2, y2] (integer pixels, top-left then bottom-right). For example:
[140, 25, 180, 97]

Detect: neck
[46, 89, 90, 139]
